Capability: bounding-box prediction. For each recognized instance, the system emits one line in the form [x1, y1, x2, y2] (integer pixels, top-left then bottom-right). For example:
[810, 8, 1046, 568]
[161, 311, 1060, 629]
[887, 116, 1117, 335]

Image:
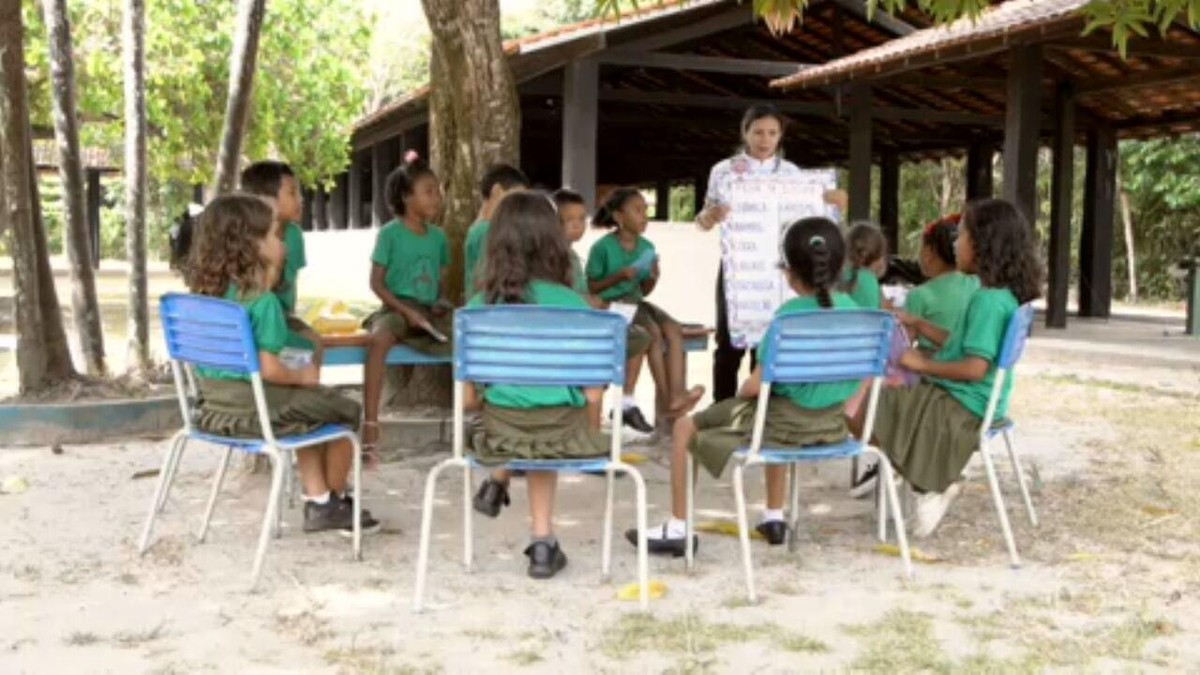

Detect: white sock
[651, 517, 687, 539]
[761, 508, 784, 523]
[622, 396, 637, 411]
[304, 491, 331, 505]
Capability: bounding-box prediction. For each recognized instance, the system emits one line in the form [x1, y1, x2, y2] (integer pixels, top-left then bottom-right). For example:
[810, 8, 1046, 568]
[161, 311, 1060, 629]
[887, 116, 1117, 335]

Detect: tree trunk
[41, 0, 107, 377]
[123, 0, 151, 375]
[1118, 176, 1138, 303]
[1, 0, 77, 394]
[397, 0, 519, 409]
[213, 0, 267, 194]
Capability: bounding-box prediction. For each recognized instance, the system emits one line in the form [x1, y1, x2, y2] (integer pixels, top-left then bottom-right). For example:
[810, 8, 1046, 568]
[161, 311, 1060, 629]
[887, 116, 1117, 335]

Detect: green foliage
[670, 185, 696, 222]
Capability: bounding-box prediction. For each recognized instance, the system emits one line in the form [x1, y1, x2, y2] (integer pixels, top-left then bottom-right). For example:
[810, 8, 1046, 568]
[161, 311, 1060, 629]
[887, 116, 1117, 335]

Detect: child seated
[463, 190, 609, 579]
[896, 214, 980, 354]
[362, 156, 452, 457]
[186, 194, 379, 534]
[842, 222, 888, 309]
[586, 187, 703, 425]
[463, 164, 531, 298]
[627, 218, 860, 554]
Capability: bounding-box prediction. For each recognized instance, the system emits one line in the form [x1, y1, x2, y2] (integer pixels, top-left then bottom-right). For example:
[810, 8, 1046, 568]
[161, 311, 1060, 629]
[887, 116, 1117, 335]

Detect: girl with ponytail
[895, 214, 980, 354]
[625, 218, 865, 556]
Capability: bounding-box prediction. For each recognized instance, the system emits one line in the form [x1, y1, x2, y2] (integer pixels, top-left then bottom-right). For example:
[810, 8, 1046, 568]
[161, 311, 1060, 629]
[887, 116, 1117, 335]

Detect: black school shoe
[524, 540, 568, 579]
[755, 520, 787, 546]
[625, 525, 699, 558]
[620, 406, 655, 434]
[473, 478, 511, 518]
[304, 498, 382, 535]
[338, 493, 382, 535]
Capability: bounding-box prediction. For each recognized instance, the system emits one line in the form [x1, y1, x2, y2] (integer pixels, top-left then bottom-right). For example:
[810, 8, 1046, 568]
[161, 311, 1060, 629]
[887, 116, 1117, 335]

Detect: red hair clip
[404, 149, 420, 164]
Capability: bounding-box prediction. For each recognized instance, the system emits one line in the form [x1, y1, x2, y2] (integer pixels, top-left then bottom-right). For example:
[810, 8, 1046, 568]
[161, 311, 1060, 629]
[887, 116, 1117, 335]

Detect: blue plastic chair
[685, 310, 912, 602]
[412, 306, 650, 610]
[137, 293, 365, 588]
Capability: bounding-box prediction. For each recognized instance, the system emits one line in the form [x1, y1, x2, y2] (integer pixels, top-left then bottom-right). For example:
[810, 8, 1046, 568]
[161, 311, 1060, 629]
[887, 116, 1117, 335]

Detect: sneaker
[338, 493, 382, 536]
[524, 540, 568, 579]
[755, 520, 787, 546]
[303, 499, 353, 533]
[912, 483, 962, 538]
[849, 464, 880, 499]
[473, 478, 511, 518]
[625, 523, 698, 558]
[621, 406, 655, 434]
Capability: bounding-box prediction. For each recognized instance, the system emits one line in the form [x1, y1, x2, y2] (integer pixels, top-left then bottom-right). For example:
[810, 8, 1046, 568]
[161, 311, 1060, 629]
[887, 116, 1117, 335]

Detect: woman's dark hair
[479, 163, 529, 199]
[741, 104, 787, 136]
[385, 158, 437, 217]
[482, 191, 573, 304]
[239, 160, 294, 198]
[782, 217, 845, 308]
[593, 186, 642, 229]
[922, 213, 962, 268]
[552, 188, 586, 209]
[185, 193, 275, 298]
[841, 222, 887, 293]
[961, 199, 1043, 304]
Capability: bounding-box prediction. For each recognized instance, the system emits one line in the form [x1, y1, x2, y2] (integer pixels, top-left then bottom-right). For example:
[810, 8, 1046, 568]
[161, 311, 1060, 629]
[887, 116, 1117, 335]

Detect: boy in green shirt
[462, 164, 530, 298]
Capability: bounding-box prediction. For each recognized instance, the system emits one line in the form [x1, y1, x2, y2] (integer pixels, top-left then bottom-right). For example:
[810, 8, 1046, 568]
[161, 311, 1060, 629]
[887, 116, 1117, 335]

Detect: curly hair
[593, 187, 642, 229]
[185, 193, 276, 299]
[482, 191, 572, 304]
[840, 222, 887, 293]
[962, 199, 1043, 304]
[385, 158, 437, 217]
[782, 217, 845, 308]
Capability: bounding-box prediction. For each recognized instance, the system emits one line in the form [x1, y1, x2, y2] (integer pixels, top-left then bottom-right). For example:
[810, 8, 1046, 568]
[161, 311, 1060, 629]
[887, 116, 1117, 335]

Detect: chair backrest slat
[455, 306, 626, 387]
[761, 310, 894, 384]
[160, 293, 260, 374]
[997, 304, 1035, 369]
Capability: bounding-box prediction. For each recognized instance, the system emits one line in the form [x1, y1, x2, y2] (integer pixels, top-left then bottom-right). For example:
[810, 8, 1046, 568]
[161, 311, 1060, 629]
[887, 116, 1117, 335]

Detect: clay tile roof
[771, 0, 1090, 90]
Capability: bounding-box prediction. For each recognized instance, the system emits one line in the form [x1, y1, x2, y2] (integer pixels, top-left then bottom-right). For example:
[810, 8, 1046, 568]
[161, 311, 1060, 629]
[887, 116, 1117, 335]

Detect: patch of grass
[503, 649, 544, 666]
[720, 595, 754, 609]
[1033, 373, 1196, 400]
[778, 633, 829, 654]
[113, 623, 166, 648]
[323, 646, 438, 675]
[844, 610, 950, 673]
[1094, 614, 1178, 661]
[64, 631, 100, 647]
[600, 612, 825, 663]
[274, 610, 332, 646]
[461, 628, 504, 641]
[771, 580, 804, 596]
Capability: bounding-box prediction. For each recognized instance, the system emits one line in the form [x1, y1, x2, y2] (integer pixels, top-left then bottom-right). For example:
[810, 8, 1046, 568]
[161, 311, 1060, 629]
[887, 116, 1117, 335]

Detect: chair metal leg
[139, 433, 187, 554]
[732, 463, 757, 603]
[980, 440, 1021, 568]
[850, 456, 859, 488]
[1002, 429, 1039, 527]
[684, 455, 696, 571]
[197, 446, 234, 543]
[876, 466, 888, 542]
[621, 462, 650, 609]
[250, 450, 286, 590]
[601, 468, 615, 581]
[156, 436, 188, 514]
[274, 453, 287, 540]
[874, 452, 913, 580]
[462, 464, 473, 571]
[786, 463, 800, 553]
[351, 435, 363, 561]
[413, 458, 459, 613]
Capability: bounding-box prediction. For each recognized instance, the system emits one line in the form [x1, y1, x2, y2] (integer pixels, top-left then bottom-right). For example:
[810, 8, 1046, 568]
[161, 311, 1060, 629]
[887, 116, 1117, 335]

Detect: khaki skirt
[470, 404, 609, 465]
[363, 300, 453, 357]
[871, 381, 982, 493]
[195, 378, 361, 439]
[689, 397, 849, 478]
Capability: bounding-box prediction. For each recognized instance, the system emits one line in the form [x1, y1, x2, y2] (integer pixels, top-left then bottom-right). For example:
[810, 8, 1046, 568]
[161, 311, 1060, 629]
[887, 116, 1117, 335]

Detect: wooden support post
[848, 84, 872, 222]
[1047, 83, 1075, 329]
[562, 59, 599, 210]
[300, 187, 313, 231]
[85, 168, 102, 268]
[313, 186, 328, 231]
[347, 150, 366, 229]
[1002, 45, 1043, 227]
[372, 137, 401, 227]
[329, 172, 348, 230]
[656, 180, 671, 220]
[1079, 126, 1117, 319]
[191, 183, 205, 204]
[879, 153, 899, 252]
[966, 143, 994, 200]
[694, 174, 707, 216]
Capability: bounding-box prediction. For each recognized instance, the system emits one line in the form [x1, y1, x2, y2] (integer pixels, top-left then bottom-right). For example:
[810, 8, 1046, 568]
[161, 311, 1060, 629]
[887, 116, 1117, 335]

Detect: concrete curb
[0, 395, 181, 447]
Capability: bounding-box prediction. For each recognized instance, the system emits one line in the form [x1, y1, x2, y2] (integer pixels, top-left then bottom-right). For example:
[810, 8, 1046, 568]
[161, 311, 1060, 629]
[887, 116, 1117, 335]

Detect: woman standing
[695, 104, 846, 401]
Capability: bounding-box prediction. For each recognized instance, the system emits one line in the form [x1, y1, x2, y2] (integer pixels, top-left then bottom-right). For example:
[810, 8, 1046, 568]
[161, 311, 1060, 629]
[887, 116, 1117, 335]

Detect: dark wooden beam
[512, 33, 606, 83]
[329, 172, 348, 230]
[612, 6, 754, 52]
[828, 0, 916, 36]
[1047, 82, 1076, 329]
[873, 106, 1003, 127]
[848, 84, 872, 222]
[693, 174, 707, 215]
[372, 137, 402, 227]
[656, 180, 671, 220]
[313, 186, 328, 231]
[597, 49, 809, 77]
[85, 168, 102, 268]
[1002, 45, 1044, 227]
[1077, 67, 1200, 95]
[1079, 126, 1117, 319]
[300, 187, 314, 232]
[1052, 34, 1200, 60]
[966, 142, 994, 200]
[879, 153, 899, 251]
[562, 59, 599, 209]
[599, 89, 836, 116]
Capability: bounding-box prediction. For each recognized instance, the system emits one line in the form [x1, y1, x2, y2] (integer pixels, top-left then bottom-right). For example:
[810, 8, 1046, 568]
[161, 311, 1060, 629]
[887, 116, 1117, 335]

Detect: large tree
[123, 0, 151, 376]
[214, 0, 267, 194]
[1, 0, 76, 394]
[40, 0, 107, 377]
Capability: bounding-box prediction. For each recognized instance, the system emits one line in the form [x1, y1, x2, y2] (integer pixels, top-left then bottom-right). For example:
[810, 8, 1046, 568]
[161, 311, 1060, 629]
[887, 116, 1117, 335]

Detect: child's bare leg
[363, 326, 396, 451]
[663, 319, 704, 414]
[300, 326, 324, 368]
[764, 465, 787, 511]
[624, 352, 644, 395]
[323, 438, 353, 495]
[643, 322, 668, 409]
[584, 387, 604, 431]
[526, 471, 557, 538]
[669, 416, 697, 519]
[295, 447, 330, 498]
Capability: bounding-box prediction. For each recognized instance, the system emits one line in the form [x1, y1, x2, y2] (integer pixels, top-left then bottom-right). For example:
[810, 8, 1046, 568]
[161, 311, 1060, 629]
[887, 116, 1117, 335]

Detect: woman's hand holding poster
[720, 169, 837, 349]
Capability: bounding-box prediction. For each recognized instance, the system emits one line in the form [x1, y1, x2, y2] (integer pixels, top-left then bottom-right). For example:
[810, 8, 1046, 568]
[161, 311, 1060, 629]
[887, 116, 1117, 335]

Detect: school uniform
[570, 248, 652, 358]
[463, 219, 490, 296]
[364, 219, 453, 356]
[903, 272, 981, 352]
[843, 266, 883, 309]
[277, 221, 315, 336]
[465, 280, 608, 464]
[585, 232, 674, 332]
[872, 287, 1018, 493]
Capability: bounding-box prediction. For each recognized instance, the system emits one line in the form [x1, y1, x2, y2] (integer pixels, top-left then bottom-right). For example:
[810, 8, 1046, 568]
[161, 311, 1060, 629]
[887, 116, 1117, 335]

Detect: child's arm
[259, 351, 320, 387]
[895, 311, 950, 348]
[736, 366, 763, 399]
[639, 260, 660, 296]
[584, 294, 608, 310]
[588, 267, 638, 295]
[433, 265, 452, 315]
[370, 264, 433, 329]
[900, 350, 988, 382]
[584, 387, 604, 431]
[463, 382, 482, 411]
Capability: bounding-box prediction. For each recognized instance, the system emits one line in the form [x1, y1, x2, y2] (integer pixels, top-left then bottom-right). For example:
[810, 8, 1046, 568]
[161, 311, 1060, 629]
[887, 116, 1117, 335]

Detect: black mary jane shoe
[472, 478, 511, 518]
[524, 540, 568, 579]
[755, 520, 788, 546]
[625, 525, 699, 558]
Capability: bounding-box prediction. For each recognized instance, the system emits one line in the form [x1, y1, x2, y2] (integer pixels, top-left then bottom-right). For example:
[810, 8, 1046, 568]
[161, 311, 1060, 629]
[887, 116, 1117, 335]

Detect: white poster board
[721, 170, 837, 348]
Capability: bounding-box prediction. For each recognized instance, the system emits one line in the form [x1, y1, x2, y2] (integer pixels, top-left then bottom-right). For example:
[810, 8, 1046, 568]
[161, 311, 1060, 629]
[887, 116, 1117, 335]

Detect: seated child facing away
[240, 160, 323, 366]
[463, 164, 531, 298]
[586, 187, 703, 423]
[852, 198, 1041, 538]
[472, 188, 656, 518]
[627, 218, 861, 555]
[841, 222, 888, 309]
[897, 214, 980, 354]
[463, 191, 609, 579]
[363, 156, 452, 457]
[186, 193, 379, 534]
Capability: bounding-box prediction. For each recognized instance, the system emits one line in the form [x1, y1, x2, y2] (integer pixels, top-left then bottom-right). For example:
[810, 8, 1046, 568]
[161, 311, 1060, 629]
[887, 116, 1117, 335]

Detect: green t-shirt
[463, 219, 490, 297]
[466, 280, 592, 409]
[277, 222, 306, 315]
[198, 285, 290, 381]
[904, 272, 981, 351]
[371, 219, 449, 306]
[585, 232, 655, 302]
[843, 267, 882, 309]
[931, 287, 1019, 420]
[756, 293, 862, 410]
[568, 249, 588, 295]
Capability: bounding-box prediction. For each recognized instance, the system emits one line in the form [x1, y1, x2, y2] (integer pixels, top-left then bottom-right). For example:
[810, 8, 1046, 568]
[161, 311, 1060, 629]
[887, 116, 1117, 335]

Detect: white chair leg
[874, 453, 913, 580]
[684, 454, 696, 571]
[351, 435, 363, 561]
[732, 463, 757, 603]
[980, 440, 1021, 568]
[413, 458, 457, 613]
[462, 464, 473, 571]
[786, 463, 800, 553]
[274, 453, 287, 540]
[250, 451, 286, 590]
[197, 446, 234, 543]
[1003, 429, 1038, 527]
[850, 456, 859, 488]
[156, 436, 188, 514]
[876, 468, 888, 542]
[139, 433, 186, 554]
[623, 463, 650, 610]
[601, 468, 615, 581]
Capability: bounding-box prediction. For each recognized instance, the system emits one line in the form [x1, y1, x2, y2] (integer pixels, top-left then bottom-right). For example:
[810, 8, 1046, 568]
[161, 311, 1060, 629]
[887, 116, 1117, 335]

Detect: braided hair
[782, 217, 845, 308]
[841, 222, 887, 293]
